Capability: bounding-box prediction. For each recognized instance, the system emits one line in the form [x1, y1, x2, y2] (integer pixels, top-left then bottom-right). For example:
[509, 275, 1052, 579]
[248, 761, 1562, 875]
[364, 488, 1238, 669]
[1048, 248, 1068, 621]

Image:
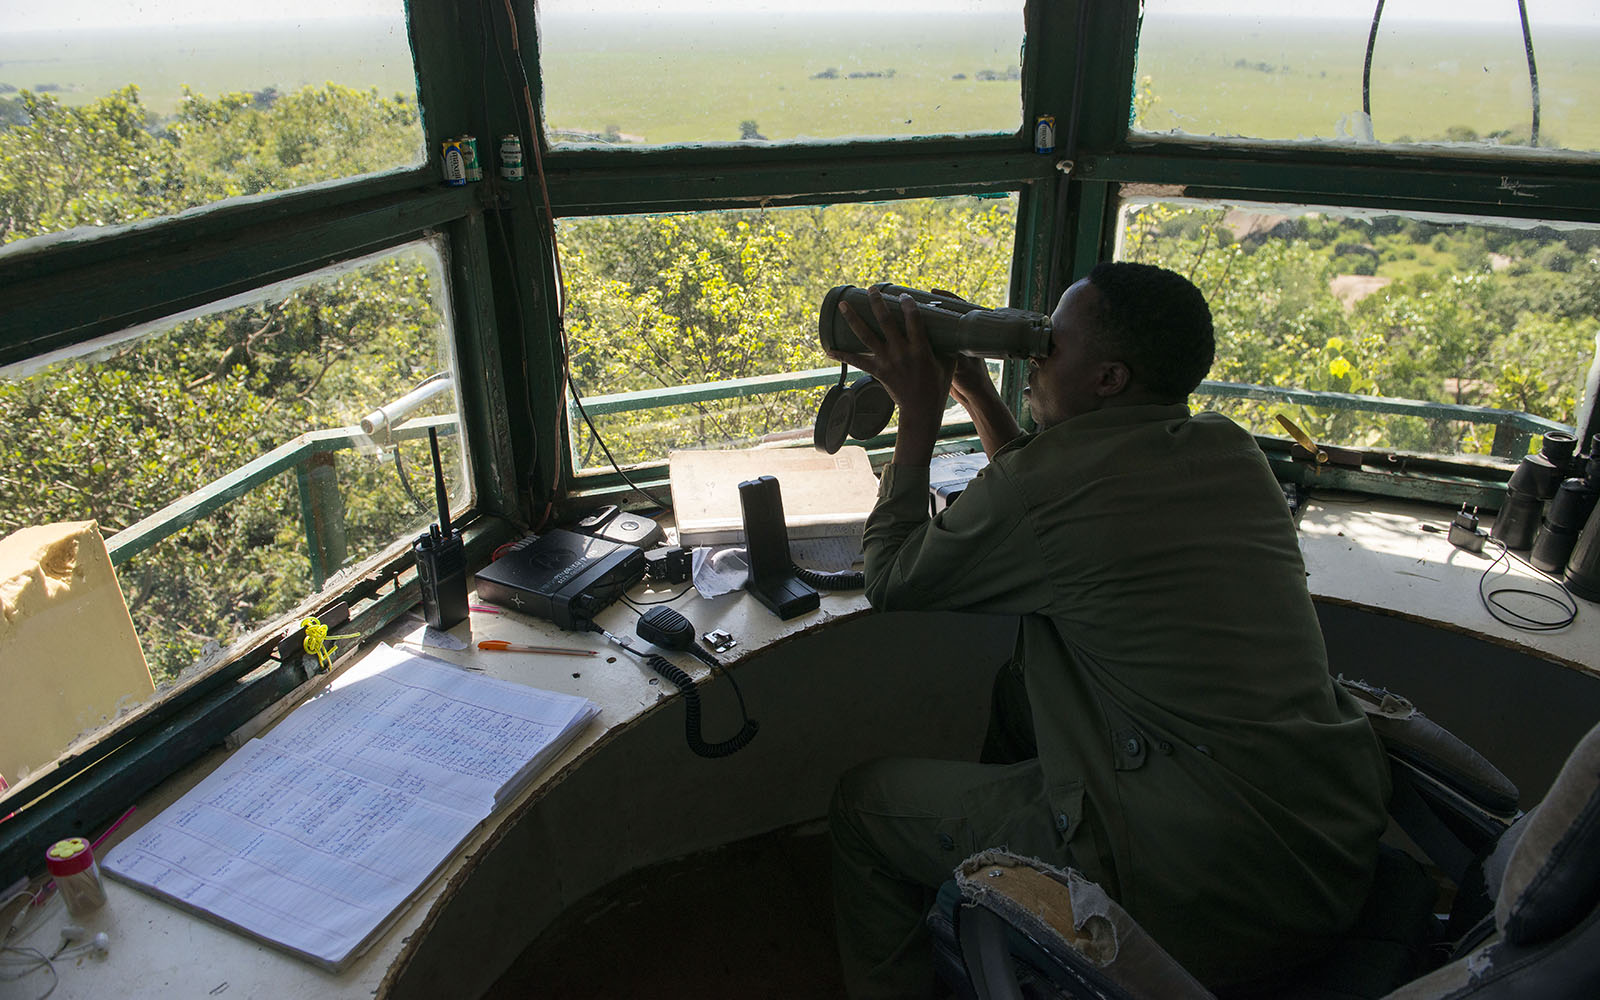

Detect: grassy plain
[0, 20, 418, 114]
[1136, 16, 1600, 151]
[4, 12, 1594, 153]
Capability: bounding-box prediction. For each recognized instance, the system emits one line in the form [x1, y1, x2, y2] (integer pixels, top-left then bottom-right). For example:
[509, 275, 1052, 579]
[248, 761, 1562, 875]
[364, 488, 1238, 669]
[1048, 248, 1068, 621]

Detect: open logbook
[104, 643, 599, 971]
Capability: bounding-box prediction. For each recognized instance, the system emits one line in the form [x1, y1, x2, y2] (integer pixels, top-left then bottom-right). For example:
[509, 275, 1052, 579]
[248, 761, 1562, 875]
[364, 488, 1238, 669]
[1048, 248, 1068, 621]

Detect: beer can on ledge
[499, 134, 525, 182]
[439, 138, 468, 186]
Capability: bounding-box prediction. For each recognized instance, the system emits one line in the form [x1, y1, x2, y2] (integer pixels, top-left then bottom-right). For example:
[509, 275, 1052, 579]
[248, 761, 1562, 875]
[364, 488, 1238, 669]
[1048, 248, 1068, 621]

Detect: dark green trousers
[830, 661, 1063, 1000]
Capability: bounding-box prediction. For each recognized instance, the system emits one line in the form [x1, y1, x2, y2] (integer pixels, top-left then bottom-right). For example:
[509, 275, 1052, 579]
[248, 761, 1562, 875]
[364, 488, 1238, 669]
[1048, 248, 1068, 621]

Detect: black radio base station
[474, 528, 646, 631]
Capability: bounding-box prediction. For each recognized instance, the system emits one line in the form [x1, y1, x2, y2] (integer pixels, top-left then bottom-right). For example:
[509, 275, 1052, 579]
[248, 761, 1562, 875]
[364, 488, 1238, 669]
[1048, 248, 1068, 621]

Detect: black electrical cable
[620, 588, 695, 609]
[793, 565, 865, 590]
[1478, 539, 1578, 632]
[598, 623, 758, 758]
[640, 652, 759, 758]
[488, 0, 668, 516]
[1042, 0, 1094, 307]
[567, 382, 671, 508]
[393, 447, 430, 515]
[1366, 0, 1542, 148]
[1362, 0, 1386, 124]
[384, 371, 455, 516]
[1515, 0, 1541, 147]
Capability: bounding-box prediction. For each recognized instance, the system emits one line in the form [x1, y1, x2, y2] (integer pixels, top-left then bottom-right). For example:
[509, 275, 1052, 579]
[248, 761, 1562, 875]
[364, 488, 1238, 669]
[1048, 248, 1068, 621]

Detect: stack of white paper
[104, 643, 599, 971]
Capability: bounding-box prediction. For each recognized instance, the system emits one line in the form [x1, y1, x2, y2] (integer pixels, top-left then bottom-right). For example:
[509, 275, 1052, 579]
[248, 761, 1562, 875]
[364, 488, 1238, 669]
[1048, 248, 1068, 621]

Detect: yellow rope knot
[301, 616, 360, 672]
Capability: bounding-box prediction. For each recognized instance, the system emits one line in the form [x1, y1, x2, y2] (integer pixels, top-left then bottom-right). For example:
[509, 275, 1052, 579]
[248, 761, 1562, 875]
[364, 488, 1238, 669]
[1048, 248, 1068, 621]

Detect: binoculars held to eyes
[813, 284, 1051, 453]
[818, 284, 1053, 360]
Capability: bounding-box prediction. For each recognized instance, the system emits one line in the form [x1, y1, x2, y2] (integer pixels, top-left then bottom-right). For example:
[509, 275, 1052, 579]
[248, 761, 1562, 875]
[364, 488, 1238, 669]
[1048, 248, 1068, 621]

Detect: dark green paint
[5, 0, 1599, 884]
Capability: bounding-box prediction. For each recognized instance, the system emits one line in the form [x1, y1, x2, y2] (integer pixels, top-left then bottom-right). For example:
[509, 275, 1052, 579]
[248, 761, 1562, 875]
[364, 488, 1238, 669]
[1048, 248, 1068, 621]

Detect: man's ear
[1094, 360, 1132, 397]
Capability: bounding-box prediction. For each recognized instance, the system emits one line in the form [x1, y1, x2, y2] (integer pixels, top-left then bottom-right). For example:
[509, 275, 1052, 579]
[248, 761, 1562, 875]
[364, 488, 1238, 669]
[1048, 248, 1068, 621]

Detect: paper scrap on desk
[792, 535, 861, 572]
[693, 546, 749, 598]
[691, 537, 860, 598]
[104, 643, 599, 970]
[404, 619, 469, 651]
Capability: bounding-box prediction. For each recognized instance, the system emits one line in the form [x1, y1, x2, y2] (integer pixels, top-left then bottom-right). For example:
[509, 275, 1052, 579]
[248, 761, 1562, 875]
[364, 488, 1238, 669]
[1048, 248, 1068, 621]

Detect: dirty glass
[1133, 0, 1599, 154]
[0, 1, 424, 249]
[1116, 197, 1597, 459]
[0, 240, 464, 798]
[536, 1, 1026, 147]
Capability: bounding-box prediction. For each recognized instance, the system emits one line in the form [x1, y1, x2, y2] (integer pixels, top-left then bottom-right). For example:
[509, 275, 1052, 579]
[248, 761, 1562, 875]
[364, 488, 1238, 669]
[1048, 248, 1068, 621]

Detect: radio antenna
[428, 428, 451, 537]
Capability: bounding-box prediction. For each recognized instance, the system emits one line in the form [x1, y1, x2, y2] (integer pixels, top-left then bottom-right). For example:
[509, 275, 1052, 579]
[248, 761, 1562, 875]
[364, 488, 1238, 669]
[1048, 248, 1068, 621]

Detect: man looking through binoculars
[824, 262, 1390, 998]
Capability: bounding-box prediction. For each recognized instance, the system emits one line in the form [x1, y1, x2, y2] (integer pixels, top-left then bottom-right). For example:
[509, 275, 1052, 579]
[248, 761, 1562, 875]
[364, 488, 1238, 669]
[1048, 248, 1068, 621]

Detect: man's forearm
[891, 411, 940, 468]
[954, 385, 1023, 458]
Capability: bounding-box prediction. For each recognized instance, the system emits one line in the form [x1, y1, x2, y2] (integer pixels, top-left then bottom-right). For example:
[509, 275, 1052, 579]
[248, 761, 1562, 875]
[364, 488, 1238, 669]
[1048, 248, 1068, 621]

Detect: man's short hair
[1085, 262, 1215, 399]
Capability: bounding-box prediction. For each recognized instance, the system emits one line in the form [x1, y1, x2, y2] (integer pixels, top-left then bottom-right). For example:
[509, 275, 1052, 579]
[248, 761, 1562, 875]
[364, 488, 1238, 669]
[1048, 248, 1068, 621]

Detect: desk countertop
[10, 571, 872, 1000]
[1296, 496, 1596, 674]
[15, 496, 1597, 999]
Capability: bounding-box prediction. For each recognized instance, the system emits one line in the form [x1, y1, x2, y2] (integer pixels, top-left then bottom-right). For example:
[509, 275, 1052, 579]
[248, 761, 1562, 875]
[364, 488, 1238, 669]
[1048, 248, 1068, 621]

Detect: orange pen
[478, 639, 597, 657]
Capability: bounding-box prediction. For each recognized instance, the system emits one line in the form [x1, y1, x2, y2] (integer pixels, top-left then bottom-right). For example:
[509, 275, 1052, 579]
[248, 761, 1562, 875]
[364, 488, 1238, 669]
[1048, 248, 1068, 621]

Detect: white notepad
[104, 643, 599, 971]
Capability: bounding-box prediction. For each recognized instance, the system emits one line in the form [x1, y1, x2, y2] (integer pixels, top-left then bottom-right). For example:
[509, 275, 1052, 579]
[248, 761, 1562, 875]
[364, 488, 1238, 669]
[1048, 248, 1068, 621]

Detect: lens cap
[814, 381, 856, 453]
[846, 376, 894, 440]
[814, 373, 896, 454]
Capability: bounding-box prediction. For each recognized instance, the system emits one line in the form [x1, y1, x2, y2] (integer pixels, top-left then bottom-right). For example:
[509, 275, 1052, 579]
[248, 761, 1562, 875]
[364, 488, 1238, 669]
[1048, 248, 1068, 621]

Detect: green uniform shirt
[863, 403, 1391, 985]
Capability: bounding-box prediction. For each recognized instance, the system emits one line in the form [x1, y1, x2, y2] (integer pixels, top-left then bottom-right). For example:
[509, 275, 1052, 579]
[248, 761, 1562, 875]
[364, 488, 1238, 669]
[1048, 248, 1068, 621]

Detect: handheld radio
[412, 427, 469, 630]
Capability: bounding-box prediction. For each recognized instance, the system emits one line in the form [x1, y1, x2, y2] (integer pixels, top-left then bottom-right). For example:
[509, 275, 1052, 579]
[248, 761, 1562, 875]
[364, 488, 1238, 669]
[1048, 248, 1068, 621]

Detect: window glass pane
[1116, 199, 1598, 459]
[0, 241, 465, 795]
[536, 2, 1025, 146]
[558, 195, 1018, 469]
[0, 2, 424, 249]
[1134, 1, 1599, 154]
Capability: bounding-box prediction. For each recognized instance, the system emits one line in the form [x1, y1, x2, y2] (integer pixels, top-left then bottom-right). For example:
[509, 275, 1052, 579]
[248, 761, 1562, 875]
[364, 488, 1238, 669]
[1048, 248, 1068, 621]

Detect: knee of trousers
[829, 757, 898, 841]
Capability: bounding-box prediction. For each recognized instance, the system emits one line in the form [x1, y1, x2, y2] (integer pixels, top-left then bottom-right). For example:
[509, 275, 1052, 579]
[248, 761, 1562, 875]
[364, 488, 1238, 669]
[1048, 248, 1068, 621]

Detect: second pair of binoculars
[819, 284, 1053, 360]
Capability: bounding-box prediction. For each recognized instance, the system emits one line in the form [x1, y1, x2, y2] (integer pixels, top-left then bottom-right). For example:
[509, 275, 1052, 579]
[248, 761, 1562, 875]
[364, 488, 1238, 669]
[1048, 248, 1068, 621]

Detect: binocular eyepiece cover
[819, 284, 1052, 360]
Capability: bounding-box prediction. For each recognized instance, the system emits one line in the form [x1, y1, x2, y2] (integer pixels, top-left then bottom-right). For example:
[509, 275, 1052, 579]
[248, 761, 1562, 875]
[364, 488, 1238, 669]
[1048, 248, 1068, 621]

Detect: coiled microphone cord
[639, 651, 759, 758]
[595, 626, 759, 758]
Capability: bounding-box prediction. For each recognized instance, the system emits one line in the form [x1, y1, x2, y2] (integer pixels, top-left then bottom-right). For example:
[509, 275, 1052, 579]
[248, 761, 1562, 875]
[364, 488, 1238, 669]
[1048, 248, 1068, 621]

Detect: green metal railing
[577, 366, 1571, 460]
[101, 372, 1569, 586]
[1197, 380, 1571, 460]
[105, 414, 457, 588]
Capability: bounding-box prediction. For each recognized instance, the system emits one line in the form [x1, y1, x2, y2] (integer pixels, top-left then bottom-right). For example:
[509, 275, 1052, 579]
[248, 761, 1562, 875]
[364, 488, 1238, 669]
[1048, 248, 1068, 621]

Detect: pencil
[478, 639, 597, 657]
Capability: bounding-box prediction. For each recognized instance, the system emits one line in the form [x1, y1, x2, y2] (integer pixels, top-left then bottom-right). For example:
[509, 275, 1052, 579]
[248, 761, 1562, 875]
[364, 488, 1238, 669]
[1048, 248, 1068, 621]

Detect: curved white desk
[16, 496, 1600, 999]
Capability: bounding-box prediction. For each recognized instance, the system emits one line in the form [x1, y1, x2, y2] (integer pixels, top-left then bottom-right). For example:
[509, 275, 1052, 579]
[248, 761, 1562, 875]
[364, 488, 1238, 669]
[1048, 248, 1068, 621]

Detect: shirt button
[938, 832, 955, 851]
[1157, 741, 1174, 755]
[1123, 737, 1142, 756]
[1055, 813, 1070, 832]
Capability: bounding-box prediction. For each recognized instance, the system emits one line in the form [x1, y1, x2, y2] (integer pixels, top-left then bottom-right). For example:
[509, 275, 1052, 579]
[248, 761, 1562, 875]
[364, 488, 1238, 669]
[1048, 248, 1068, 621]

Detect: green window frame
[3, 0, 1598, 885]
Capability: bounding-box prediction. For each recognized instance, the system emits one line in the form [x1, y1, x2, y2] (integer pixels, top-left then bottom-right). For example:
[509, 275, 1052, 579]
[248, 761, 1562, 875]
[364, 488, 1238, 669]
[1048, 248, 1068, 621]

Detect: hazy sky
[1, 0, 1593, 32]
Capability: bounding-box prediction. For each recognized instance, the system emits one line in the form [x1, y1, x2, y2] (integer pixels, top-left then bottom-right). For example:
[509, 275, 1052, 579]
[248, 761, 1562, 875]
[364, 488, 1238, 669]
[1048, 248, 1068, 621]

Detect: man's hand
[950, 352, 1024, 459]
[950, 355, 1000, 408]
[827, 286, 955, 466]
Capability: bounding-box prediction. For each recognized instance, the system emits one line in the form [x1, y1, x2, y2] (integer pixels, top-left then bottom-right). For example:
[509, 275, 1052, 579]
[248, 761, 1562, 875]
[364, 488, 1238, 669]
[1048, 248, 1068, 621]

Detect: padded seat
[928, 718, 1600, 1000]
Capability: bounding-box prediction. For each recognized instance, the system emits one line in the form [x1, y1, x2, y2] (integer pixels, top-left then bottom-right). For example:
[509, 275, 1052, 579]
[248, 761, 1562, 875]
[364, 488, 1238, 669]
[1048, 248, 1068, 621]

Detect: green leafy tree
[0, 87, 183, 244]
[558, 198, 1017, 467]
[2, 84, 440, 684]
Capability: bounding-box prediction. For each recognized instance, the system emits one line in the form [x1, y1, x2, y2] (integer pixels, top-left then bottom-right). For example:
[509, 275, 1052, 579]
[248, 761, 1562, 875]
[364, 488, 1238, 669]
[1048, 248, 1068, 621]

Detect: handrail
[103, 373, 1568, 573]
[577, 368, 1570, 458]
[105, 414, 457, 568]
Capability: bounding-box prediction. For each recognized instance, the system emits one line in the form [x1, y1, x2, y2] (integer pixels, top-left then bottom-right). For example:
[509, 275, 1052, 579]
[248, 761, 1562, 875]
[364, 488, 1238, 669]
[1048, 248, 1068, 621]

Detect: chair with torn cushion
[928, 718, 1600, 1000]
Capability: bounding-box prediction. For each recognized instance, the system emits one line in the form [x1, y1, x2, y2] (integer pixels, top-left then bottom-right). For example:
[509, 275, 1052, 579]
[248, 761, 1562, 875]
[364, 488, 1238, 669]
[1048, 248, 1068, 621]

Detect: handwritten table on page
[104, 643, 599, 970]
